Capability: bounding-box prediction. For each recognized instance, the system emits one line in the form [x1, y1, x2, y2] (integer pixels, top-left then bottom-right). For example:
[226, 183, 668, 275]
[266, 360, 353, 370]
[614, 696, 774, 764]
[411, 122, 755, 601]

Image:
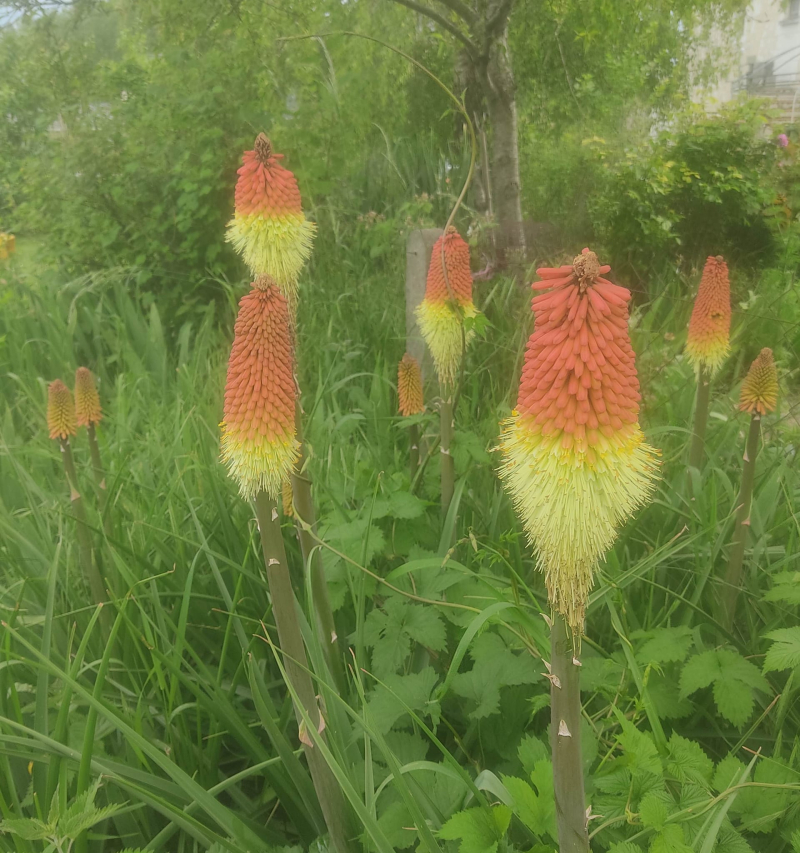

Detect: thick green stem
[440, 398, 455, 519]
[86, 423, 112, 537]
[409, 422, 420, 481]
[720, 414, 761, 631]
[688, 365, 711, 474]
[292, 402, 346, 696]
[550, 614, 589, 853]
[59, 439, 109, 635]
[253, 492, 355, 853]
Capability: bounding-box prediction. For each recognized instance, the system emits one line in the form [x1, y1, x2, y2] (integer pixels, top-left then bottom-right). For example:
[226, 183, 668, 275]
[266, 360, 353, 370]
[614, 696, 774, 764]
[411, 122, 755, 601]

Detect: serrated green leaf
[636, 627, 693, 665]
[617, 720, 663, 778]
[367, 668, 440, 734]
[518, 735, 549, 776]
[609, 843, 644, 853]
[666, 733, 713, 785]
[59, 803, 125, 839]
[638, 791, 671, 829]
[0, 818, 52, 840]
[649, 824, 692, 853]
[713, 756, 746, 793]
[680, 651, 720, 698]
[388, 491, 425, 520]
[439, 805, 511, 853]
[713, 678, 754, 728]
[763, 627, 800, 672]
[364, 597, 446, 677]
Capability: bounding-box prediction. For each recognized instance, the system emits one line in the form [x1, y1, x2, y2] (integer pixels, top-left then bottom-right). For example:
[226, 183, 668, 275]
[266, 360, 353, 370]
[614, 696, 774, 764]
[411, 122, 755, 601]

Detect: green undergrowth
[0, 245, 799, 853]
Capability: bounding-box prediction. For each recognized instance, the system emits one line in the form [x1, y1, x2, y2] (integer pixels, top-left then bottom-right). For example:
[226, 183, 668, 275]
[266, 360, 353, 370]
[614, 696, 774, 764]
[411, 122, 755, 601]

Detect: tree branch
[485, 0, 514, 42]
[389, 0, 477, 57]
[432, 0, 479, 29]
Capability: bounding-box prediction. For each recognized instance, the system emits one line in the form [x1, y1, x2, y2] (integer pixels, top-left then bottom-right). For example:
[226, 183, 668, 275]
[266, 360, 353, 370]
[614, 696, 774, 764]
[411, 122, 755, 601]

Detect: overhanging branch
[389, 0, 478, 58]
[432, 0, 479, 29]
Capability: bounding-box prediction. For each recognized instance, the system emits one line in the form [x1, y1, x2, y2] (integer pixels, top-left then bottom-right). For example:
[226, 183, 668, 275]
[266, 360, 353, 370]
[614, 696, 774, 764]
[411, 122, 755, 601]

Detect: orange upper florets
[397, 353, 424, 416]
[739, 348, 778, 415]
[518, 248, 641, 452]
[234, 133, 304, 218]
[424, 226, 473, 304]
[222, 284, 296, 441]
[686, 255, 731, 368]
[48, 379, 77, 440]
[75, 367, 102, 427]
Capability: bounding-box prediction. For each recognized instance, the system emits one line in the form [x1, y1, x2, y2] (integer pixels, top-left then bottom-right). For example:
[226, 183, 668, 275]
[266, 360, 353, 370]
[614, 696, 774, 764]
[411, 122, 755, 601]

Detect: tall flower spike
[225, 134, 316, 304]
[75, 367, 102, 427]
[686, 255, 731, 376]
[221, 279, 299, 500]
[739, 348, 778, 415]
[498, 249, 660, 635]
[48, 380, 77, 440]
[415, 226, 477, 387]
[398, 353, 424, 416]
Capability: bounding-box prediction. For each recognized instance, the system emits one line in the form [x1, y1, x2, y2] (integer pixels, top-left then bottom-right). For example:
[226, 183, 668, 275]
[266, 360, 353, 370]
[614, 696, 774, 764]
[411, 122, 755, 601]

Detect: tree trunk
[484, 28, 525, 264]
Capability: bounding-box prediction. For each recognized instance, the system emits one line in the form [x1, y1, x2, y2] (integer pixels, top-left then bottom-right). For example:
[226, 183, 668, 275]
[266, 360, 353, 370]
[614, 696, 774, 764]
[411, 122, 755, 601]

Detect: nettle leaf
[638, 790, 674, 829]
[635, 626, 694, 665]
[439, 805, 511, 853]
[713, 755, 746, 793]
[580, 654, 626, 695]
[609, 844, 644, 853]
[715, 823, 755, 853]
[323, 518, 386, 566]
[387, 491, 425, 520]
[680, 650, 771, 728]
[503, 760, 556, 842]
[59, 804, 125, 839]
[367, 667, 440, 734]
[763, 572, 800, 605]
[451, 633, 539, 720]
[364, 596, 446, 677]
[649, 824, 692, 853]
[666, 733, 713, 785]
[732, 757, 797, 834]
[648, 671, 693, 720]
[763, 628, 800, 672]
[0, 818, 52, 841]
[617, 720, 663, 778]
[518, 735, 549, 776]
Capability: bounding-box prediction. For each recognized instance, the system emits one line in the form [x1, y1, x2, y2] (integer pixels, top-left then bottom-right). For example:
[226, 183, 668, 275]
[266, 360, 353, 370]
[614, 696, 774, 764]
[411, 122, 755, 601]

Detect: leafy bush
[590, 101, 780, 279]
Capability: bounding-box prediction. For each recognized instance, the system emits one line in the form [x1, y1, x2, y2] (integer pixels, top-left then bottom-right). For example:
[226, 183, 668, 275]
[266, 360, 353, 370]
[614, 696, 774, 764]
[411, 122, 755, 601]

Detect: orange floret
[74, 367, 102, 427]
[739, 348, 778, 415]
[416, 226, 478, 387]
[220, 281, 299, 500]
[686, 255, 731, 376]
[398, 353, 424, 416]
[48, 380, 77, 440]
[498, 249, 659, 635]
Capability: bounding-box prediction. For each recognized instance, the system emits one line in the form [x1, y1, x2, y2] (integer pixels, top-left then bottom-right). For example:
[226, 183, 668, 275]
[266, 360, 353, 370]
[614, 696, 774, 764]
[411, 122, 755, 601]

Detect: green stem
[291, 402, 346, 696]
[688, 365, 711, 474]
[253, 492, 355, 853]
[59, 439, 109, 635]
[720, 414, 761, 631]
[86, 423, 112, 538]
[440, 397, 454, 520]
[409, 422, 420, 481]
[550, 614, 589, 853]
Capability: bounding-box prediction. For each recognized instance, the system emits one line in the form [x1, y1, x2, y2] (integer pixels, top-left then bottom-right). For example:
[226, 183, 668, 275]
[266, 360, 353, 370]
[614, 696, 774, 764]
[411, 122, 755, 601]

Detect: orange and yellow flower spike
[225, 134, 315, 303]
[739, 347, 778, 415]
[397, 353, 424, 416]
[47, 379, 77, 440]
[74, 367, 102, 427]
[221, 277, 299, 500]
[686, 255, 731, 376]
[415, 226, 477, 388]
[498, 249, 659, 635]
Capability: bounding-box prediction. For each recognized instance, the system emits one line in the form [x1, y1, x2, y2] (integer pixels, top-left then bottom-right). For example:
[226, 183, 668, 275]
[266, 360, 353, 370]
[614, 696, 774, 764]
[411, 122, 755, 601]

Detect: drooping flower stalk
[416, 227, 476, 517]
[499, 249, 659, 851]
[48, 380, 106, 615]
[225, 134, 316, 312]
[686, 255, 731, 472]
[220, 280, 352, 852]
[398, 352, 424, 478]
[75, 367, 111, 536]
[720, 348, 778, 630]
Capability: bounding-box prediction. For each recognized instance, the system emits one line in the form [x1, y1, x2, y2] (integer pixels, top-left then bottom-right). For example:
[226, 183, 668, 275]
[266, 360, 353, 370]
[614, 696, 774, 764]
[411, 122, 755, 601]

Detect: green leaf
[388, 491, 425, 520]
[666, 733, 713, 785]
[635, 626, 693, 665]
[763, 628, 800, 672]
[367, 668, 440, 734]
[59, 803, 126, 839]
[503, 761, 556, 841]
[638, 791, 671, 829]
[0, 818, 52, 840]
[713, 756, 746, 793]
[609, 844, 644, 853]
[451, 633, 539, 719]
[713, 679, 754, 729]
[617, 720, 663, 778]
[364, 596, 446, 677]
[649, 824, 692, 853]
[439, 805, 511, 853]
